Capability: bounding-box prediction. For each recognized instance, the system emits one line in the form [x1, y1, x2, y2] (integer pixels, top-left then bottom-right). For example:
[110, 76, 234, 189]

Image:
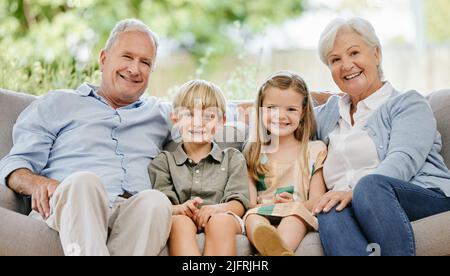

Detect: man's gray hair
[318, 17, 384, 80]
[104, 18, 159, 57]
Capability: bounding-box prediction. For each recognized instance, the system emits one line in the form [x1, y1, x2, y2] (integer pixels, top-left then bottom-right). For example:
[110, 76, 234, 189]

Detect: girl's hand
[273, 192, 294, 203]
[173, 197, 203, 217]
[313, 191, 353, 215]
[194, 204, 225, 231]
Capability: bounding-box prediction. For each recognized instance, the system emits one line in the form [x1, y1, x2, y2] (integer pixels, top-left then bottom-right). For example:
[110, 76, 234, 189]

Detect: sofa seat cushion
[413, 210, 450, 256]
[0, 207, 64, 256]
[158, 233, 255, 256]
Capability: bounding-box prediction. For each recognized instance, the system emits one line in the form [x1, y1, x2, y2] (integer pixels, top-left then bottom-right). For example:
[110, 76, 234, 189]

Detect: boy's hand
[194, 204, 225, 231]
[173, 197, 203, 217]
[273, 192, 294, 204]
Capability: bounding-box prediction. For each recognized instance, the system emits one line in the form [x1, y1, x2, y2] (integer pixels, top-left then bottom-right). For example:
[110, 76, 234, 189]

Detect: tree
[1, 0, 304, 61]
[0, 0, 304, 94]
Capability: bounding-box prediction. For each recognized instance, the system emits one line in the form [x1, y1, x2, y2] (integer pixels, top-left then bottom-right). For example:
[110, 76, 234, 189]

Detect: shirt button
[188, 159, 193, 163]
[195, 181, 199, 184]
[195, 170, 200, 174]
[221, 168, 225, 171]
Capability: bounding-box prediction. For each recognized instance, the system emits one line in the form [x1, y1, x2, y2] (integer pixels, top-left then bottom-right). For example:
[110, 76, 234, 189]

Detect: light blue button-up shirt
[0, 83, 172, 206]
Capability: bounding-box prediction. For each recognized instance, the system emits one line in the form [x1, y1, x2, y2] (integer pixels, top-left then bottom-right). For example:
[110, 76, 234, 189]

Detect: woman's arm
[374, 92, 437, 181]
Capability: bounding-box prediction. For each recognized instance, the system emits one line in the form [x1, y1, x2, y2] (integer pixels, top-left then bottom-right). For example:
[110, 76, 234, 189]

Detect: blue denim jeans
[318, 174, 450, 256]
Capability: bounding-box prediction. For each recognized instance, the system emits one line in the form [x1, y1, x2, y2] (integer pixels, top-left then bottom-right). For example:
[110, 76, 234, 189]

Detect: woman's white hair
[104, 18, 159, 67]
[318, 17, 384, 80]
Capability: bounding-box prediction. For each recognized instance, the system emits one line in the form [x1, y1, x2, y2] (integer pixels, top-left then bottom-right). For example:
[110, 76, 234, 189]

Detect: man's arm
[7, 168, 59, 219]
[0, 96, 57, 187]
[0, 94, 60, 218]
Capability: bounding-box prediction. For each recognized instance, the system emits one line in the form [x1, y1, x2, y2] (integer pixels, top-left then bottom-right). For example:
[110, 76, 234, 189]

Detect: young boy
[149, 79, 250, 256]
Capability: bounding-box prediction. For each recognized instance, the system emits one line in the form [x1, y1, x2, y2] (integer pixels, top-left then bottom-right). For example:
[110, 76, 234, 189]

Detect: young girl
[150, 79, 250, 256]
[244, 71, 327, 256]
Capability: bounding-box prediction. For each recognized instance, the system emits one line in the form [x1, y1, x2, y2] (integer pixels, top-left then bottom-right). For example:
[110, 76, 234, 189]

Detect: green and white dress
[245, 141, 327, 230]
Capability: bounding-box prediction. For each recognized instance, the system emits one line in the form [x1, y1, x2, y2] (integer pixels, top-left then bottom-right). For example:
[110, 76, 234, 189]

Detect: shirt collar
[174, 142, 223, 165]
[209, 142, 223, 162]
[338, 82, 393, 116]
[75, 83, 145, 109]
[76, 83, 97, 96]
[361, 82, 394, 110]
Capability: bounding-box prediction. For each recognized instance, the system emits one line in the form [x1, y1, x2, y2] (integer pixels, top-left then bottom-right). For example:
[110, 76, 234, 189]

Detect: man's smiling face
[99, 31, 156, 108]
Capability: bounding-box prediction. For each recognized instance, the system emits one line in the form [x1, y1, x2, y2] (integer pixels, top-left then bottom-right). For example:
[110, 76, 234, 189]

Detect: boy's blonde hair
[244, 71, 317, 184]
[173, 79, 226, 117]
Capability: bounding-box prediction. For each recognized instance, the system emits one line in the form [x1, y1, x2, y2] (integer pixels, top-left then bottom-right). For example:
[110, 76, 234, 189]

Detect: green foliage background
[0, 0, 449, 96]
[0, 0, 303, 95]
[426, 0, 450, 43]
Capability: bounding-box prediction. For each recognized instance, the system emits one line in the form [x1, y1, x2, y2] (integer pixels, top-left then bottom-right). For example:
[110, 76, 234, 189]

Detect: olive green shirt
[149, 142, 250, 210]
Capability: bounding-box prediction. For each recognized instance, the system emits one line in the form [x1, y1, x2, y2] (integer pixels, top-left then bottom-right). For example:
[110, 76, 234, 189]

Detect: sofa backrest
[1, 88, 449, 168]
[427, 89, 450, 168]
[0, 89, 37, 159]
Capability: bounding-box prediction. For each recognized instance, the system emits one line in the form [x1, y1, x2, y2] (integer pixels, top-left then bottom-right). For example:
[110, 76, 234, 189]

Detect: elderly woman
[313, 17, 450, 256]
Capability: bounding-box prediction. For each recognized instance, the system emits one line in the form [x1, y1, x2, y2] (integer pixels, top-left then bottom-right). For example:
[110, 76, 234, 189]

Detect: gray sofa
[1, 88, 449, 256]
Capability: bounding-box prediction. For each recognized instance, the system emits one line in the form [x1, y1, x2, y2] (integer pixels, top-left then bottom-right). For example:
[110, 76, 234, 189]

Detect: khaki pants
[30, 171, 172, 256]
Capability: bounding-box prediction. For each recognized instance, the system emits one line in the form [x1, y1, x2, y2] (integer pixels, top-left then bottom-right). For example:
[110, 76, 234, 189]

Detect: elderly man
[0, 19, 172, 256]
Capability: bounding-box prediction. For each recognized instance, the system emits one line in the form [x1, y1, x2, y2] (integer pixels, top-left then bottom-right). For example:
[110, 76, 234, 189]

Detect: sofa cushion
[295, 232, 325, 256]
[427, 89, 450, 168]
[2, 201, 448, 255]
[412, 211, 450, 256]
[0, 207, 64, 256]
[0, 89, 36, 160]
[158, 233, 255, 256]
[0, 185, 31, 215]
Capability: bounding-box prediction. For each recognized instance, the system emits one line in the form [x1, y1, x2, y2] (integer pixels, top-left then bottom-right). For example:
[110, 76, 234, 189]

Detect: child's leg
[245, 214, 271, 245]
[169, 215, 200, 256]
[248, 214, 294, 256]
[203, 213, 242, 256]
[277, 216, 308, 252]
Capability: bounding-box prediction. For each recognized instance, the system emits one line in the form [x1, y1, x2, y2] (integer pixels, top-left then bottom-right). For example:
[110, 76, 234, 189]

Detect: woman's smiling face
[327, 28, 383, 100]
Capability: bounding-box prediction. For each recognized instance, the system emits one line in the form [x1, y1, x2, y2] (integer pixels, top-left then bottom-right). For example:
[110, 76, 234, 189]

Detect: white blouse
[323, 82, 394, 191]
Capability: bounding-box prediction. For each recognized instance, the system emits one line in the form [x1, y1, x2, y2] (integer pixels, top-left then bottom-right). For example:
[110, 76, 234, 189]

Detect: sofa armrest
[0, 185, 31, 215]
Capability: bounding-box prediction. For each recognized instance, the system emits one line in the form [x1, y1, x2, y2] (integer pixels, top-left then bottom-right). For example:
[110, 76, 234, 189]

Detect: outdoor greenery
[0, 0, 449, 97]
[426, 0, 450, 43]
[0, 0, 304, 95]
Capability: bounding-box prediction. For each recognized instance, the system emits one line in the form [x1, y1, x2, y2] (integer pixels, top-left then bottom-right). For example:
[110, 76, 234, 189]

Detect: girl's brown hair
[244, 71, 317, 184]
